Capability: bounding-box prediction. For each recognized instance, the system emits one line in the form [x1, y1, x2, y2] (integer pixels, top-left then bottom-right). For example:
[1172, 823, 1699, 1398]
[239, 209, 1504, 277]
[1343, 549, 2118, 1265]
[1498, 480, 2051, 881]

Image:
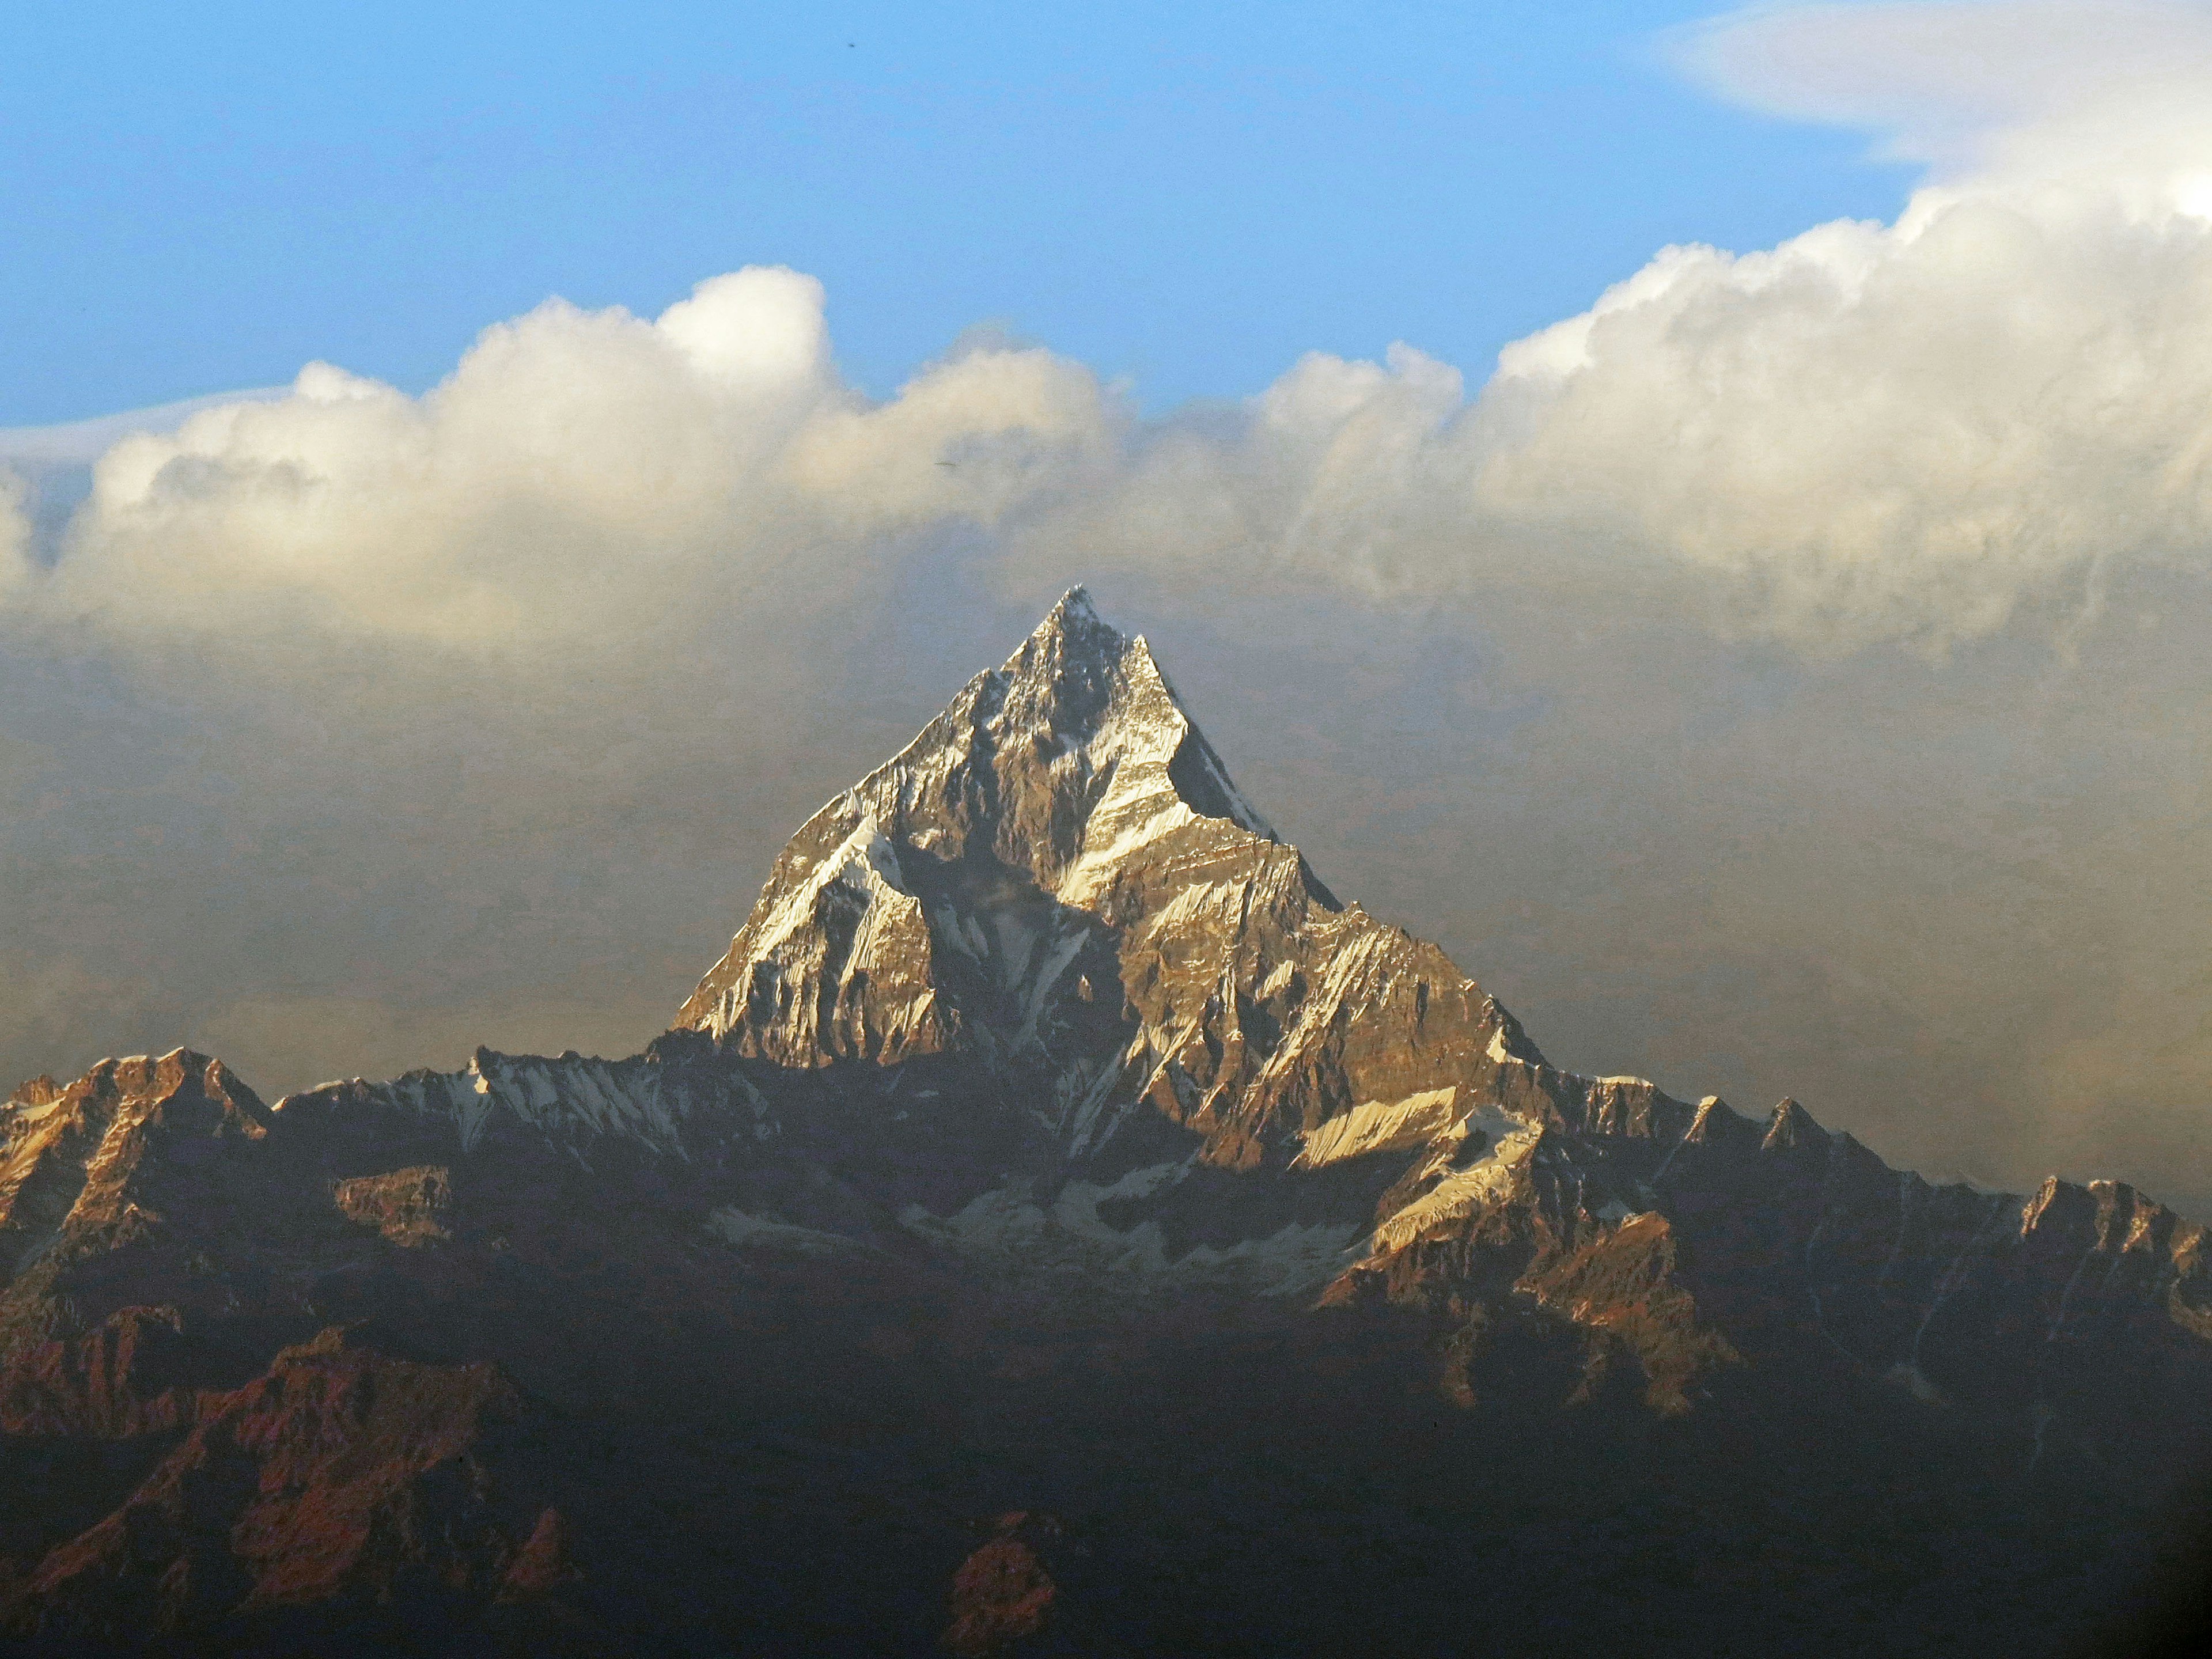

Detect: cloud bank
[8, 1, 2212, 1214]
[22, 2, 2212, 655]
[33, 267, 1108, 646]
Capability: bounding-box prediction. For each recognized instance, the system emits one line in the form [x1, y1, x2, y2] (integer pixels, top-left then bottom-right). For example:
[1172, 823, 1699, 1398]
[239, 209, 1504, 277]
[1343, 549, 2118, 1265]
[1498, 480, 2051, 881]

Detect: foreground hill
[2, 592, 2207, 1655]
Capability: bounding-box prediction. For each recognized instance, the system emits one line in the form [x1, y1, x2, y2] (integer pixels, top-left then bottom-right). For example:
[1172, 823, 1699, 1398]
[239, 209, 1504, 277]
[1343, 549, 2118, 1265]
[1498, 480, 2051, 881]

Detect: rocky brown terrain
[2, 590, 2209, 1654]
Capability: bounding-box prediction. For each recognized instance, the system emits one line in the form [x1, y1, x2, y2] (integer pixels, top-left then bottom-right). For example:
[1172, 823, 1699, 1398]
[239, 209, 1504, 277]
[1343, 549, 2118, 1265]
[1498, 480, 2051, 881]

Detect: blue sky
[0, 1, 1913, 423]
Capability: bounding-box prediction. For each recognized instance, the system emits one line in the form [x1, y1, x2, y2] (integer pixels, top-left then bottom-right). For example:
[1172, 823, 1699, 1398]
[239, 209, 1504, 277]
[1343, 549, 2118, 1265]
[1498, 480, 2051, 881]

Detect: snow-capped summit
[671, 589, 1526, 1182]
[672, 587, 1334, 1071]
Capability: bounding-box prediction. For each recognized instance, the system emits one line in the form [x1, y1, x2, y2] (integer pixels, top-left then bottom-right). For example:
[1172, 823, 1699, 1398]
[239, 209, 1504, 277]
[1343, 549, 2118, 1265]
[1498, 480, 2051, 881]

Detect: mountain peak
[1041, 583, 1101, 632]
[1010, 585, 1122, 683]
[674, 594, 1328, 1058]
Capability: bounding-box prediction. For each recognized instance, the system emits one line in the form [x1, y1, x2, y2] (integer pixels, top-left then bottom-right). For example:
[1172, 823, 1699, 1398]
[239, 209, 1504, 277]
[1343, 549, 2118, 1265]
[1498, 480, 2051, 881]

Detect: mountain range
[2, 590, 2208, 1656]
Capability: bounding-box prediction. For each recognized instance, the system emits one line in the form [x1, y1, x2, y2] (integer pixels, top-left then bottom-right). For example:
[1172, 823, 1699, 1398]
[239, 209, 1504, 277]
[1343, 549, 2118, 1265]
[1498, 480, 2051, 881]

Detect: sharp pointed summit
[672, 588, 1326, 1073]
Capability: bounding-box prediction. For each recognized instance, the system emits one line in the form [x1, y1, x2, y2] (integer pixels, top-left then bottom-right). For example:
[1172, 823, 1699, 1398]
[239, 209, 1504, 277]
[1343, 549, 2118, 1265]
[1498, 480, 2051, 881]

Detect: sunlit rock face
[661, 590, 2212, 1435]
[673, 586, 1357, 1093]
[1, 592, 2210, 1655]
[675, 590, 1538, 1213]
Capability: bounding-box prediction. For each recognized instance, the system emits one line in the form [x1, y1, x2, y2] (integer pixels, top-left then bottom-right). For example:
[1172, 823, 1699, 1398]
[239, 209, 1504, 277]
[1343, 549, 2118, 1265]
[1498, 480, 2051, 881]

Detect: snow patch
[1014, 925, 1090, 1049]
[750, 813, 914, 965]
[1056, 791, 1200, 909]
[900, 1161, 1361, 1296]
[1370, 1106, 1541, 1254]
[1294, 1088, 1459, 1169]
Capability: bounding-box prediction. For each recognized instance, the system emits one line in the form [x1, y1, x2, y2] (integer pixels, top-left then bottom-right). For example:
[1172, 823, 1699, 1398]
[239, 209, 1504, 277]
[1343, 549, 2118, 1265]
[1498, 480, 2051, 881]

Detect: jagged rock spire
[672, 588, 1308, 1062]
[667, 589, 1521, 1185]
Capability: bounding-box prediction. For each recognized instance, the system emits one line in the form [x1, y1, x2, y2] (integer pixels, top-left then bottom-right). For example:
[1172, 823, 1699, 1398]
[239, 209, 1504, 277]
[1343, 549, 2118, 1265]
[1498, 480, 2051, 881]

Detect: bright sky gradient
[0, 1, 1912, 422]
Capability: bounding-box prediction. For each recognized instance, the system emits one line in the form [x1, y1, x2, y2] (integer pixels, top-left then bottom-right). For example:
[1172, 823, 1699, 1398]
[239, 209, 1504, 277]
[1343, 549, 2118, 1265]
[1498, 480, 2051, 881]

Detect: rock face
[332, 1165, 452, 1247]
[942, 1513, 1064, 1658]
[12, 1328, 531, 1642]
[666, 592, 2212, 1444]
[2, 590, 2210, 1656]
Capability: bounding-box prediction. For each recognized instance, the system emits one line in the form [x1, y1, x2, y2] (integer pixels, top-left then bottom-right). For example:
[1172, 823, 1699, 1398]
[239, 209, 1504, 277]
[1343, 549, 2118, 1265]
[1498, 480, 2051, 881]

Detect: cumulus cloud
[1453, 0, 2212, 648]
[26, 266, 1109, 647]
[997, 2, 2212, 648]
[1472, 204, 2212, 645]
[12, 5, 2212, 659]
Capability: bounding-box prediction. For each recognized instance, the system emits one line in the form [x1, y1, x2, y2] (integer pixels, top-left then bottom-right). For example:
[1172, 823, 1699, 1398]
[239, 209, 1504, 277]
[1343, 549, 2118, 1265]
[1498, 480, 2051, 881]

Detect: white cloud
[1459, 1, 2212, 649]
[24, 267, 1111, 647]
[1672, 0, 2212, 199]
[14, 6, 2212, 659]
